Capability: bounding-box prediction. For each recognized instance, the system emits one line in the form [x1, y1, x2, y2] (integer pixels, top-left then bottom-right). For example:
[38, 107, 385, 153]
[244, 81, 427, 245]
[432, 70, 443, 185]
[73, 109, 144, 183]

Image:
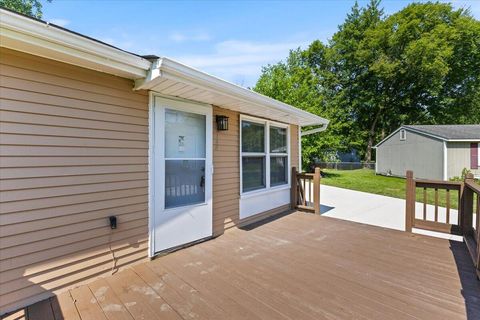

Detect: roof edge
[136, 57, 329, 127]
[0, 8, 151, 79]
[374, 126, 450, 148]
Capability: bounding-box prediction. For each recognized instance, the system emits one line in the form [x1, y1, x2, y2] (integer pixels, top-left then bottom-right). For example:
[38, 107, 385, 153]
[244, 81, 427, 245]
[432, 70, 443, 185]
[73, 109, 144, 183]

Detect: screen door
[153, 97, 213, 253]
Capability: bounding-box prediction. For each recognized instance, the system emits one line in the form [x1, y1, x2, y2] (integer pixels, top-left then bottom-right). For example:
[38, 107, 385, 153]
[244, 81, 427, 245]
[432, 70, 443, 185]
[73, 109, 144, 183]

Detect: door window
[164, 109, 206, 208]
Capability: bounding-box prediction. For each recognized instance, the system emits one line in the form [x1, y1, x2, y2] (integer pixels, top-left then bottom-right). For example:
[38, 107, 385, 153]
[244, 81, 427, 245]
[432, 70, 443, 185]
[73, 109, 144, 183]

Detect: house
[374, 125, 480, 180]
[0, 8, 329, 314]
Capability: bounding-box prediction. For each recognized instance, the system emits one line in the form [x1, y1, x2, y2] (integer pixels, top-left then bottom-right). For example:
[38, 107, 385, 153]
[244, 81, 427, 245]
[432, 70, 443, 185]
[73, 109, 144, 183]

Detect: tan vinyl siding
[447, 142, 480, 178]
[0, 48, 149, 314]
[211, 109, 299, 236]
[0, 47, 300, 314]
[212, 106, 240, 235]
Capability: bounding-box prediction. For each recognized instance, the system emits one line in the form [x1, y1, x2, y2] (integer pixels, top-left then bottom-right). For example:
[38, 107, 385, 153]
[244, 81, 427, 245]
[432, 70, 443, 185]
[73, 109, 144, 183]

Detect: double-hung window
[269, 125, 288, 187]
[241, 116, 289, 194]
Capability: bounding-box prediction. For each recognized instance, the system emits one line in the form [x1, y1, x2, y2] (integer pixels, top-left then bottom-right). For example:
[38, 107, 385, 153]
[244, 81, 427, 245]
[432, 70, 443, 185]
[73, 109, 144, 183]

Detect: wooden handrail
[291, 167, 321, 215]
[466, 179, 480, 194]
[405, 170, 480, 279]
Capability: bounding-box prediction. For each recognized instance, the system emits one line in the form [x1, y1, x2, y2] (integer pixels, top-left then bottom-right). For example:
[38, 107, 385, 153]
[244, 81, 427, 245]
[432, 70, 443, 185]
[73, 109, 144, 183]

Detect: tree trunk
[365, 108, 382, 162]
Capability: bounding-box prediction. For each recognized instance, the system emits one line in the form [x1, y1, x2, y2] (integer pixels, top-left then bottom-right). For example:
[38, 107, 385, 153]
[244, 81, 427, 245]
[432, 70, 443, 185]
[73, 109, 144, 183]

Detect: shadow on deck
[4, 211, 480, 320]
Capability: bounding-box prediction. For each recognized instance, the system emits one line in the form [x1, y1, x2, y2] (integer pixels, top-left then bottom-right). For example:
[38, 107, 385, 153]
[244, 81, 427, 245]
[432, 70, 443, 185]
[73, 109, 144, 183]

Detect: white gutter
[0, 9, 151, 79]
[135, 57, 330, 127]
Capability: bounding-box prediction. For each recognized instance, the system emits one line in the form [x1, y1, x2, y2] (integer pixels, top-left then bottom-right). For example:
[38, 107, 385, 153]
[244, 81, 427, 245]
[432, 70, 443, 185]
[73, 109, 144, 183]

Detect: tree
[355, 2, 480, 160]
[327, 0, 385, 162]
[0, 0, 50, 18]
[255, 44, 357, 167]
[255, 1, 480, 167]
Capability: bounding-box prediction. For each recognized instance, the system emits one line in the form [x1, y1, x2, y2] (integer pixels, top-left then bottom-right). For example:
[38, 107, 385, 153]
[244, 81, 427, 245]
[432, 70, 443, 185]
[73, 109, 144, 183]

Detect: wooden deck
[5, 212, 480, 320]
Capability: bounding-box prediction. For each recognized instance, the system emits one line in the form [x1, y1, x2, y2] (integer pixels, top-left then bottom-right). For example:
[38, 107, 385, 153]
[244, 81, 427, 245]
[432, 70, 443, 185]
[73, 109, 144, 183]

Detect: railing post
[462, 173, 474, 236]
[291, 167, 298, 210]
[405, 170, 415, 232]
[313, 167, 321, 215]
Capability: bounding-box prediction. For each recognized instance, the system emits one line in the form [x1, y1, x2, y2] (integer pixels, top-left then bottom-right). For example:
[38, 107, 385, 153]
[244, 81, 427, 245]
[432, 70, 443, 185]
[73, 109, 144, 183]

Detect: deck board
[6, 212, 480, 320]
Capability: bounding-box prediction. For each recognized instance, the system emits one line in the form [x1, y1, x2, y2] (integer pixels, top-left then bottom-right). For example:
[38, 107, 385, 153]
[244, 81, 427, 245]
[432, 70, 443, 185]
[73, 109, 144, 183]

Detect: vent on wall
[399, 129, 406, 141]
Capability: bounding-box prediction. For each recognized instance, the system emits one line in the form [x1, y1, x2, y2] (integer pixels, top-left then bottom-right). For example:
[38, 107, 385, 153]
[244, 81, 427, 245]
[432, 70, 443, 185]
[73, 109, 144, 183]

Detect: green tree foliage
[254, 1, 480, 166]
[0, 0, 49, 18]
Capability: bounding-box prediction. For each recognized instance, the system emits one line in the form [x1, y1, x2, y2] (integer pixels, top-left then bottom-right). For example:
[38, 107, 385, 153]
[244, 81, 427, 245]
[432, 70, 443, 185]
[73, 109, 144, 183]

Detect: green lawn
[320, 169, 459, 210]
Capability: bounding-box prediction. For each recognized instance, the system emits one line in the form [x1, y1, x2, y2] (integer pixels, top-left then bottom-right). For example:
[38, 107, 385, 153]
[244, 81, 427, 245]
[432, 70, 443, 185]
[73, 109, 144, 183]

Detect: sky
[41, 0, 480, 88]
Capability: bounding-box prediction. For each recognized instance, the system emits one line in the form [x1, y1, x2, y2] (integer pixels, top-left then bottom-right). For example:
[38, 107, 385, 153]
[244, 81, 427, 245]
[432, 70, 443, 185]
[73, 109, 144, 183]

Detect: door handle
[200, 175, 205, 188]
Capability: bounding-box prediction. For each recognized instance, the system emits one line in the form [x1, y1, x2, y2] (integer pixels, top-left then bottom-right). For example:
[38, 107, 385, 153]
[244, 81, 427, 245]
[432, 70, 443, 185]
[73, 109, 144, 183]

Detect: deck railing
[291, 167, 321, 214]
[463, 175, 480, 279]
[405, 170, 480, 279]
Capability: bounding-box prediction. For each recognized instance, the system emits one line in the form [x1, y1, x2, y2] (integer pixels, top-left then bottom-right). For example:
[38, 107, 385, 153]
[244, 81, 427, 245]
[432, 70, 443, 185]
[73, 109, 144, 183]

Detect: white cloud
[48, 18, 70, 27]
[172, 39, 310, 87]
[169, 31, 211, 43]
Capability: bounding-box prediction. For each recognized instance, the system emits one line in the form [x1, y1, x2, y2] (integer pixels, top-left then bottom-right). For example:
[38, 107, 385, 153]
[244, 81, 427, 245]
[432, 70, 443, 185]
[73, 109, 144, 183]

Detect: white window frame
[240, 115, 290, 197]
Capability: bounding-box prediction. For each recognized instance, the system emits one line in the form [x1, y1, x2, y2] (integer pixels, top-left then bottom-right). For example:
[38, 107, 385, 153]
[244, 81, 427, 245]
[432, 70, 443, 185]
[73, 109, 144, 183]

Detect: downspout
[300, 123, 329, 172]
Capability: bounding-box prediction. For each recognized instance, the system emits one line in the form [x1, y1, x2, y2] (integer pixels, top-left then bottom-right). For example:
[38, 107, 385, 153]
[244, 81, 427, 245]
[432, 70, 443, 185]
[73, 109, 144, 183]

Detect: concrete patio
[320, 185, 464, 240]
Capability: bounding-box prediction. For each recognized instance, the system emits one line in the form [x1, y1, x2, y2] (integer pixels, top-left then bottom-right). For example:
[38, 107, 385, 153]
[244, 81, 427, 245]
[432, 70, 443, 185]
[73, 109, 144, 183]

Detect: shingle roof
[404, 125, 480, 140]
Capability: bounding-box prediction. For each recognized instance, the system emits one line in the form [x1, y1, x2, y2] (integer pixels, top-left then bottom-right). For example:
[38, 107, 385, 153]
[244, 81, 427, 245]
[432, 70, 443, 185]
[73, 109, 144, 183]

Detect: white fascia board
[447, 139, 480, 142]
[135, 57, 329, 126]
[0, 9, 151, 79]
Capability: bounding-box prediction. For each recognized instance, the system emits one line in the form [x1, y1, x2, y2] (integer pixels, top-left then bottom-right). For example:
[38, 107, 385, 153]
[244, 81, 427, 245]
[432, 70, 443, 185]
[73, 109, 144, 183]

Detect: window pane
[165, 109, 206, 158]
[270, 126, 287, 153]
[242, 157, 266, 192]
[165, 160, 205, 208]
[270, 156, 288, 186]
[242, 121, 265, 152]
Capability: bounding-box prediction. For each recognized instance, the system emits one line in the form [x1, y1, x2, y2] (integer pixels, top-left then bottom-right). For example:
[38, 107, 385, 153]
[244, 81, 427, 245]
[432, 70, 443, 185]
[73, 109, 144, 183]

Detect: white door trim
[148, 91, 155, 257]
[148, 93, 213, 257]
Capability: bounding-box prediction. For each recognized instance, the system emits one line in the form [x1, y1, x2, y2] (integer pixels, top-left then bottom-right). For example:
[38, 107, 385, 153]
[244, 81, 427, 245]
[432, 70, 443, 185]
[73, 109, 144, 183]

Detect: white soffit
[0, 9, 151, 79]
[135, 58, 329, 127]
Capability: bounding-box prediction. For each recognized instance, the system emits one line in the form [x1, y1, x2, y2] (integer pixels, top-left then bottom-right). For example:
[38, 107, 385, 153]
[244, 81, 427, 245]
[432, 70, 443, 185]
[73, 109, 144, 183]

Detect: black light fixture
[216, 115, 229, 131]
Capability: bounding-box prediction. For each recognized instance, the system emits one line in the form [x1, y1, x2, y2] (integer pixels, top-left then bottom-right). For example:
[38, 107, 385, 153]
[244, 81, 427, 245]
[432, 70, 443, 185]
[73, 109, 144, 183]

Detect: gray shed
[374, 125, 480, 180]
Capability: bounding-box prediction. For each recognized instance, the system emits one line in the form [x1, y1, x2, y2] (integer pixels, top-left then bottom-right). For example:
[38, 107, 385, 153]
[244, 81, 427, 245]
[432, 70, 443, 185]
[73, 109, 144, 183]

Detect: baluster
[446, 189, 450, 224]
[423, 188, 427, 220]
[308, 177, 312, 206]
[434, 188, 439, 222]
[303, 177, 306, 206]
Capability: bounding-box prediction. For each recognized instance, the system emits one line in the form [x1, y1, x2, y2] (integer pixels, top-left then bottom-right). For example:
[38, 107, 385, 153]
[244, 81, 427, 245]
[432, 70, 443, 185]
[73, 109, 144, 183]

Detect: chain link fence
[315, 162, 375, 170]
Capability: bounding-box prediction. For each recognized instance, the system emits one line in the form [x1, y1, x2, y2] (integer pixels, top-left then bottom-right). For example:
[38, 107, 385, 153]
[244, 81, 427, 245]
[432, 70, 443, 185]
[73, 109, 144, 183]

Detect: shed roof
[404, 125, 480, 140]
[374, 124, 480, 148]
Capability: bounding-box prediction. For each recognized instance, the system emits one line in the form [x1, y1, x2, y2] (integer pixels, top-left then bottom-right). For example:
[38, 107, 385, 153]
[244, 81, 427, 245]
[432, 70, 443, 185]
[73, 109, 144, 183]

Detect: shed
[374, 125, 480, 180]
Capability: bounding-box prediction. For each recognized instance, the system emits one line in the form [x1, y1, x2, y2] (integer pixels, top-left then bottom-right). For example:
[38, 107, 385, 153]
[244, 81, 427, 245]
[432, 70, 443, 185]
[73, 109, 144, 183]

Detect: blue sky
[42, 0, 480, 87]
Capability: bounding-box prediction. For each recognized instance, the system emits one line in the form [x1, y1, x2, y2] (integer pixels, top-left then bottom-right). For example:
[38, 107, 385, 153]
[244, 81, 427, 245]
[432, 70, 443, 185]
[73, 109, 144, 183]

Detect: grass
[320, 168, 460, 210]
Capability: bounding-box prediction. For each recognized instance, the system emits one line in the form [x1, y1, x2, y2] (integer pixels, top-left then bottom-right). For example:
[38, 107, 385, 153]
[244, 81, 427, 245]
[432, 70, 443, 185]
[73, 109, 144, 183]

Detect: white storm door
[153, 97, 213, 253]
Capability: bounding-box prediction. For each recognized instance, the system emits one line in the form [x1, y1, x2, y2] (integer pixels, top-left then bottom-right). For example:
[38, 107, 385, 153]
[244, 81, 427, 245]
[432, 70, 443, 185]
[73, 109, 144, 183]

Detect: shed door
[153, 97, 213, 253]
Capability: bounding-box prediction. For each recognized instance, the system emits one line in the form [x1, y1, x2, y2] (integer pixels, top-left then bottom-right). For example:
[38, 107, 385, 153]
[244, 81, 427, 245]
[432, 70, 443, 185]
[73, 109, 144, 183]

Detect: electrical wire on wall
[108, 226, 118, 275]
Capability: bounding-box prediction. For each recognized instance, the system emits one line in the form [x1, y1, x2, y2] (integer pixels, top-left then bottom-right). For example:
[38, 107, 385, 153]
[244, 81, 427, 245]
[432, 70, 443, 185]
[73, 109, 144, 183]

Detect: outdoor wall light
[216, 115, 229, 131]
